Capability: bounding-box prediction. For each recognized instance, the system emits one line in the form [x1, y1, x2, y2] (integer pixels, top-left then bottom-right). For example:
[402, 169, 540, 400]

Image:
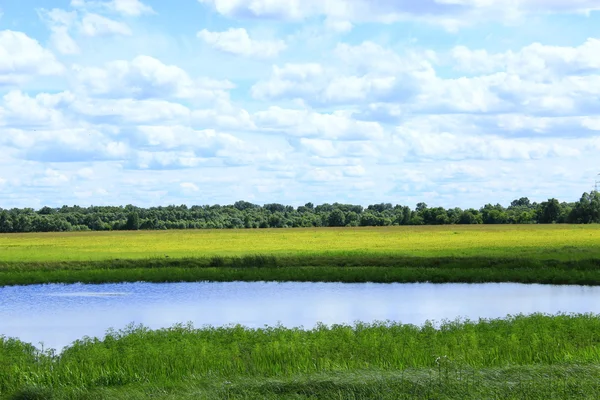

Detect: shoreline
[2, 254, 600, 286]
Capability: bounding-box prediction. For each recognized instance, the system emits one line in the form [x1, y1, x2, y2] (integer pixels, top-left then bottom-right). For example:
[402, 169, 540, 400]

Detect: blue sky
[1, 0, 600, 209]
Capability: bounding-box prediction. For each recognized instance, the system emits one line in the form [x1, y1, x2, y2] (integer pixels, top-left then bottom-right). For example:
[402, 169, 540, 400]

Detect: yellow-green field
[1, 224, 599, 262]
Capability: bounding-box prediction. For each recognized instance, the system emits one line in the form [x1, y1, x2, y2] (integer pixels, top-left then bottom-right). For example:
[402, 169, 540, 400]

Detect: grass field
[3, 314, 600, 399]
[1, 225, 600, 286]
[1, 225, 599, 262]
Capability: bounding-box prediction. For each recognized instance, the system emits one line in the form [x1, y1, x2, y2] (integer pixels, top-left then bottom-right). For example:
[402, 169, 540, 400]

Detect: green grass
[1, 225, 600, 262]
[1, 225, 600, 286]
[3, 314, 600, 399]
[2, 254, 600, 286]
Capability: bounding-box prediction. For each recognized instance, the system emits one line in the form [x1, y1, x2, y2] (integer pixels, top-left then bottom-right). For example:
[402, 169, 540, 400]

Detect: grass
[4, 258, 600, 286]
[3, 313, 600, 399]
[1, 225, 599, 262]
[1, 225, 600, 286]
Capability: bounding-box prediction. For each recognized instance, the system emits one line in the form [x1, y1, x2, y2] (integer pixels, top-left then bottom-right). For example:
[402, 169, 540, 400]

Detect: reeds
[3, 314, 600, 398]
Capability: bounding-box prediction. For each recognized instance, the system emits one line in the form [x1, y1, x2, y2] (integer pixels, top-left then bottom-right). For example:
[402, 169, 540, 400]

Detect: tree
[538, 198, 561, 223]
[0, 211, 13, 233]
[510, 197, 531, 208]
[126, 212, 140, 230]
[345, 211, 359, 226]
[328, 209, 346, 227]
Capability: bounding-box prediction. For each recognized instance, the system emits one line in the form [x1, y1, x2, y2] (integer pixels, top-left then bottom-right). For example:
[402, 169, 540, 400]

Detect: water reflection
[2, 281, 600, 351]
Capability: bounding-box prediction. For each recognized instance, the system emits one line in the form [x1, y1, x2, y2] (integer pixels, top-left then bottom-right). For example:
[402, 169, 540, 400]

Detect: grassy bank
[3, 314, 600, 399]
[2, 254, 600, 286]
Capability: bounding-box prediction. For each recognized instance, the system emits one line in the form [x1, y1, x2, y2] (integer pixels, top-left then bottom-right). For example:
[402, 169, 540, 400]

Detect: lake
[2, 281, 600, 351]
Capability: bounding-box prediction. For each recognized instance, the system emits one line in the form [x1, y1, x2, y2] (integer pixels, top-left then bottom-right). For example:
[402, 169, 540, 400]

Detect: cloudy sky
[1, 0, 600, 209]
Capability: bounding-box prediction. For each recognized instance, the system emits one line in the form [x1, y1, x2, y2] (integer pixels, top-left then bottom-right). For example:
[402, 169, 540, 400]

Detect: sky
[1, 0, 600, 210]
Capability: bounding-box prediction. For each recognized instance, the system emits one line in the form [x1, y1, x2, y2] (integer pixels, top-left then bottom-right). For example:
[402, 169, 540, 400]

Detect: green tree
[328, 209, 346, 227]
[538, 198, 561, 223]
[0, 211, 13, 233]
[126, 212, 140, 230]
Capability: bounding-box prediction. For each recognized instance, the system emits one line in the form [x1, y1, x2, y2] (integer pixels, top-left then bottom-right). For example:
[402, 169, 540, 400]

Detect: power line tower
[595, 174, 600, 193]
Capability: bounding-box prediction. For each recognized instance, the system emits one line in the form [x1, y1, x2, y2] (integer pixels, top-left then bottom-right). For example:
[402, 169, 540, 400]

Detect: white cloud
[52, 26, 81, 54]
[0, 30, 64, 85]
[1, 126, 129, 162]
[71, 98, 191, 124]
[334, 42, 437, 75]
[77, 167, 95, 179]
[252, 39, 600, 116]
[37, 8, 81, 54]
[324, 18, 353, 33]
[198, 28, 286, 58]
[343, 165, 366, 177]
[0, 90, 73, 129]
[253, 107, 385, 140]
[109, 0, 154, 16]
[72, 55, 234, 101]
[132, 125, 245, 154]
[34, 169, 70, 187]
[252, 44, 437, 105]
[299, 168, 343, 183]
[198, 0, 600, 27]
[251, 63, 326, 100]
[450, 39, 600, 77]
[180, 182, 200, 192]
[191, 99, 255, 130]
[390, 127, 583, 161]
[79, 13, 132, 36]
[71, 0, 154, 16]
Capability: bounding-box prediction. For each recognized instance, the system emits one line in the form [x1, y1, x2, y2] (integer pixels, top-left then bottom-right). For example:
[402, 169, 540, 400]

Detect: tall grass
[3, 314, 600, 398]
[2, 255, 600, 286]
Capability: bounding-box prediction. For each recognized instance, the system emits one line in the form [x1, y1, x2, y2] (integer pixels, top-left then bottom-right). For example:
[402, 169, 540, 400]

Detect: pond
[2, 281, 600, 351]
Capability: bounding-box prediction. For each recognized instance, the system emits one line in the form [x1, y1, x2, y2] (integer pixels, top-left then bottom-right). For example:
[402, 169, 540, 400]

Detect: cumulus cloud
[253, 107, 385, 140]
[191, 99, 255, 130]
[198, 0, 600, 28]
[131, 125, 245, 154]
[252, 39, 600, 117]
[0, 31, 64, 85]
[252, 44, 437, 105]
[71, 98, 191, 124]
[251, 63, 326, 101]
[450, 39, 600, 77]
[0, 90, 73, 129]
[71, 55, 234, 101]
[79, 13, 132, 36]
[37, 8, 81, 54]
[198, 28, 286, 58]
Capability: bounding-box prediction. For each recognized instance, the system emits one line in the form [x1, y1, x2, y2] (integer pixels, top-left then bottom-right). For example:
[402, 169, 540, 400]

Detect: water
[2, 281, 600, 351]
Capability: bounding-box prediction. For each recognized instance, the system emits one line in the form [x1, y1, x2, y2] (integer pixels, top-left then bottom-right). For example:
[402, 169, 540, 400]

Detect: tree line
[0, 191, 599, 233]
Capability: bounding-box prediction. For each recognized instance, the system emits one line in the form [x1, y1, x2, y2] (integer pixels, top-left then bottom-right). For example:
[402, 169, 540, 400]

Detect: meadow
[1, 224, 599, 262]
[3, 314, 600, 399]
[1, 225, 600, 286]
